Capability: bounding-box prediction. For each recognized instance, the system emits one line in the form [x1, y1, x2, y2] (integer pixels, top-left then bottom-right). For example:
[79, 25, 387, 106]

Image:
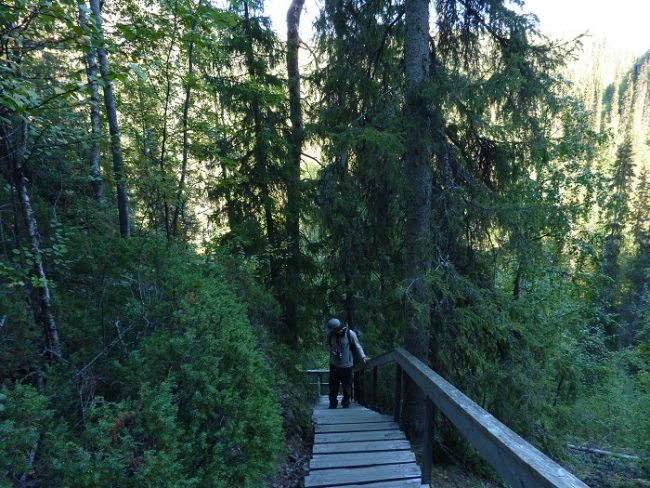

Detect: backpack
[346, 327, 363, 365]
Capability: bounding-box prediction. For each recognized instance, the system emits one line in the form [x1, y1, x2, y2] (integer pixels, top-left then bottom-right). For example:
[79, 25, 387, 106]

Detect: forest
[0, 0, 649, 486]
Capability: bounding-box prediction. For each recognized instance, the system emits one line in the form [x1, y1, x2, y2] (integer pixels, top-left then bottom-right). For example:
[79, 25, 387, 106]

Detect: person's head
[326, 318, 344, 335]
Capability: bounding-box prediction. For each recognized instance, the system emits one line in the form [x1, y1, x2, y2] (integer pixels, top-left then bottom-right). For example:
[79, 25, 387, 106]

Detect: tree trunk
[284, 0, 305, 345]
[172, 9, 199, 236]
[513, 261, 523, 300]
[12, 120, 63, 359]
[402, 0, 433, 435]
[89, 0, 130, 237]
[157, 9, 180, 239]
[77, 0, 103, 200]
[158, 42, 174, 239]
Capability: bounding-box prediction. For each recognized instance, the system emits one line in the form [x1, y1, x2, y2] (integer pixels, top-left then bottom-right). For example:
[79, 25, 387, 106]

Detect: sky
[522, 0, 650, 56]
[265, 0, 650, 56]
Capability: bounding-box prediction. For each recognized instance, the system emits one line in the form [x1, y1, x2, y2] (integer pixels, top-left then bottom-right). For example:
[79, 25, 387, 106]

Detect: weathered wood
[313, 439, 412, 454]
[307, 370, 329, 396]
[315, 421, 399, 433]
[371, 366, 378, 408]
[394, 363, 402, 422]
[357, 350, 396, 371]
[307, 347, 587, 488]
[421, 397, 435, 485]
[394, 348, 589, 488]
[310, 450, 416, 470]
[313, 412, 394, 424]
[327, 480, 423, 488]
[313, 396, 362, 411]
[313, 403, 363, 411]
[304, 462, 420, 487]
[315, 430, 405, 444]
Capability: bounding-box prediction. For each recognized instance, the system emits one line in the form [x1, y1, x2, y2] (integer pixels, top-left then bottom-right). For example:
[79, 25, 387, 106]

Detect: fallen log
[568, 444, 640, 461]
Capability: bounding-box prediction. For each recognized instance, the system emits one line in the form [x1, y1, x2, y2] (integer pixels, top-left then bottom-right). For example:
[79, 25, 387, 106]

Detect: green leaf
[129, 63, 147, 80]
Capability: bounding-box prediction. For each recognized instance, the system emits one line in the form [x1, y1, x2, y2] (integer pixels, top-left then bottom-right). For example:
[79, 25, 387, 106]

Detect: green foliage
[1, 235, 285, 486]
[0, 383, 52, 484]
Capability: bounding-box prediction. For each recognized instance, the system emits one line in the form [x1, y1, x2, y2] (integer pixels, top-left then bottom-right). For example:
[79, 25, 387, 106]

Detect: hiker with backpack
[325, 318, 368, 409]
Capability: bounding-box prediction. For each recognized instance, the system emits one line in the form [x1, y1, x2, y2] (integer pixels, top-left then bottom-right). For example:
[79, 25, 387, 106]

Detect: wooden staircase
[305, 396, 425, 488]
[304, 349, 590, 488]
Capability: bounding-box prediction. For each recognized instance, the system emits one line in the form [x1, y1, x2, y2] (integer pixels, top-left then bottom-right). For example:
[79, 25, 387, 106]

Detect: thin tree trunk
[17, 430, 41, 488]
[513, 261, 523, 300]
[158, 10, 180, 240]
[284, 0, 305, 344]
[402, 0, 433, 436]
[172, 9, 199, 236]
[77, 0, 103, 200]
[5, 153, 39, 344]
[89, 0, 130, 237]
[13, 121, 63, 359]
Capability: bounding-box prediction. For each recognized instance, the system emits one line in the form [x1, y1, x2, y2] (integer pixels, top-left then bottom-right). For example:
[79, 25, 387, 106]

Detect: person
[325, 318, 368, 408]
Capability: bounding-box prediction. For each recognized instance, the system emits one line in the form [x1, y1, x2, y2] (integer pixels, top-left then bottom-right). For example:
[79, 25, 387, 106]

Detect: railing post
[393, 364, 402, 423]
[317, 372, 322, 396]
[371, 366, 378, 409]
[422, 396, 436, 485]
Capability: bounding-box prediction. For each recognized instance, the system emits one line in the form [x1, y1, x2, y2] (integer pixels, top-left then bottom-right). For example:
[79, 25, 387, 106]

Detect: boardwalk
[305, 396, 426, 488]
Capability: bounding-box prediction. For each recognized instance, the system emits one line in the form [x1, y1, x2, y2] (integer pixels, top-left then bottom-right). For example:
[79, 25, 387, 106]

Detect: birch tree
[89, 0, 130, 237]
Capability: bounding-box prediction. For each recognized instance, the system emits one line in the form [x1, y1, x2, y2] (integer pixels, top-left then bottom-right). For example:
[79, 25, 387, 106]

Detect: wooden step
[323, 481, 423, 488]
[312, 411, 394, 424]
[307, 396, 423, 487]
[315, 430, 406, 444]
[309, 450, 416, 470]
[315, 421, 399, 433]
[304, 462, 421, 487]
[313, 439, 412, 454]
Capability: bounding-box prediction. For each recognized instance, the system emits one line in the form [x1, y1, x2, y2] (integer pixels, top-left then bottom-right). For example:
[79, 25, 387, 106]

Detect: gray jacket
[327, 328, 366, 368]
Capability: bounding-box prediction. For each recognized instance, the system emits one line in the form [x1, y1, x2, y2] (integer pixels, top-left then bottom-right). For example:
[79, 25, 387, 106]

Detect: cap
[326, 318, 342, 331]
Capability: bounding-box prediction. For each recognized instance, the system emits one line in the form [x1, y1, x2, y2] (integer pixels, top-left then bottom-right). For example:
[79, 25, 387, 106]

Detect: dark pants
[329, 365, 353, 407]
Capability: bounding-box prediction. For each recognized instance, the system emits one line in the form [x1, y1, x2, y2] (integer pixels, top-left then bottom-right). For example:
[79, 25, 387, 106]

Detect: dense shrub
[1, 238, 284, 486]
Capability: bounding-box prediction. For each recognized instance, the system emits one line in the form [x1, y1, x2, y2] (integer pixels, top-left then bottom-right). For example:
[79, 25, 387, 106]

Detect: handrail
[355, 347, 589, 488]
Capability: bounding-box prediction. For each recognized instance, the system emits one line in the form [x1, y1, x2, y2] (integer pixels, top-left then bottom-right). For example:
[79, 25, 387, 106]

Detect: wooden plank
[310, 450, 416, 470]
[314, 404, 365, 410]
[315, 430, 405, 444]
[304, 462, 420, 487]
[394, 348, 589, 488]
[313, 412, 394, 424]
[306, 369, 329, 375]
[315, 421, 399, 433]
[331, 480, 423, 488]
[312, 439, 411, 454]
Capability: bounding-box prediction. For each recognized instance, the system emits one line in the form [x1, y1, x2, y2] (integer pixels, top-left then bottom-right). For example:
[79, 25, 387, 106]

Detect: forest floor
[267, 431, 311, 488]
[565, 448, 648, 488]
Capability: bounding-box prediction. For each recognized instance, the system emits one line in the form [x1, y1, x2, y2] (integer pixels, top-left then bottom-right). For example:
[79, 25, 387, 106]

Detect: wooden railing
[346, 347, 589, 488]
[305, 369, 329, 396]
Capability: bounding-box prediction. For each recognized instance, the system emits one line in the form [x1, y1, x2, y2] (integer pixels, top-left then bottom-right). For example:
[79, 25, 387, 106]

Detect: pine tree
[402, 0, 433, 435]
[285, 0, 306, 344]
